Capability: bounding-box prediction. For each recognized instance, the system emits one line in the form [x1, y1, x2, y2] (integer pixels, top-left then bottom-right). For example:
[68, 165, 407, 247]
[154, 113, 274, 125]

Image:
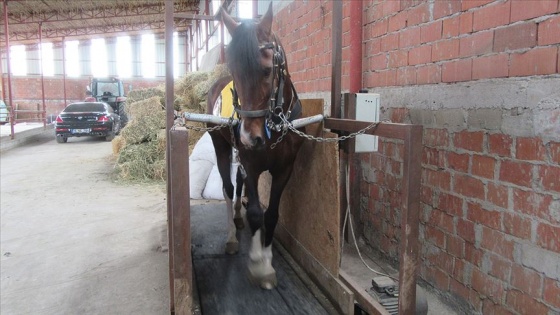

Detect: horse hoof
[248, 263, 277, 290]
[234, 217, 245, 230]
[225, 241, 239, 255]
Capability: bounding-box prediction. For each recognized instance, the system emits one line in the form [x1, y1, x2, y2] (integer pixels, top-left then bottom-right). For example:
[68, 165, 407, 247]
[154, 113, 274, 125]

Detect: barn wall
[274, 1, 560, 314]
[1, 77, 164, 120]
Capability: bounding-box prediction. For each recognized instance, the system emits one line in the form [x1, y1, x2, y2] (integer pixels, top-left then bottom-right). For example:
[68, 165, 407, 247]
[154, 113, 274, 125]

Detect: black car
[55, 102, 121, 143]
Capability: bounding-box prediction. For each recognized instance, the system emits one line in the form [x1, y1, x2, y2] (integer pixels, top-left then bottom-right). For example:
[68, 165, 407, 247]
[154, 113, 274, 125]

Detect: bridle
[231, 40, 300, 133]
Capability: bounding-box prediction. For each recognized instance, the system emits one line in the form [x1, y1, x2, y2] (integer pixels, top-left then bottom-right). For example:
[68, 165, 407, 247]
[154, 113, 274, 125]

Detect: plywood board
[259, 99, 340, 275]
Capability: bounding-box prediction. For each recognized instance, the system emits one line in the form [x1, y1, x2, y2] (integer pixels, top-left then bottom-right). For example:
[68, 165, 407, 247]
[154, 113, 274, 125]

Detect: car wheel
[56, 136, 67, 143]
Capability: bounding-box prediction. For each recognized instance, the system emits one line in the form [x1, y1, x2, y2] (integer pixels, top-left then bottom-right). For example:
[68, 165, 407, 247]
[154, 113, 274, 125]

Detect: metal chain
[279, 114, 382, 143]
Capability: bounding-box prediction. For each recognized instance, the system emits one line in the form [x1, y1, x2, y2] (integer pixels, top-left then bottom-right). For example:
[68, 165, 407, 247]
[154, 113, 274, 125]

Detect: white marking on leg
[249, 229, 263, 262]
[222, 188, 238, 247]
[262, 244, 273, 272]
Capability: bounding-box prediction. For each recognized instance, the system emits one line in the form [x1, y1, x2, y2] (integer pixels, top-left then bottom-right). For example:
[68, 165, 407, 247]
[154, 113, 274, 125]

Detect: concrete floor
[1, 133, 169, 314]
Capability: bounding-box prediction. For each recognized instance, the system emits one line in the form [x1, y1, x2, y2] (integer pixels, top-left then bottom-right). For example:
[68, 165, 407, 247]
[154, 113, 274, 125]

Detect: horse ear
[259, 2, 273, 37]
[220, 7, 239, 35]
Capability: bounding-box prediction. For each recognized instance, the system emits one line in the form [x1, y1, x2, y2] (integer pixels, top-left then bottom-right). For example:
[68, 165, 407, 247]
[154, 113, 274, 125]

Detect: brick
[368, 53, 388, 70]
[499, 160, 532, 187]
[502, 212, 532, 239]
[442, 16, 460, 38]
[424, 168, 451, 190]
[447, 152, 469, 173]
[488, 133, 513, 157]
[472, 1, 511, 32]
[381, 33, 399, 52]
[438, 192, 464, 217]
[420, 21, 442, 44]
[454, 174, 485, 200]
[511, 264, 543, 297]
[407, 2, 430, 26]
[399, 27, 421, 49]
[424, 265, 450, 290]
[482, 252, 511, 282]
[433, 0, 461, 19]
[408, 45, 432, 65]
[511, 0, 559, 23]
[423, 147, 446, 168]
[447, 235, 465, 258]
[369, 20, 388, 38]
[471, 268, 505, 302]
[457, 218, 476, 243]
[472, 154, 496, 179]
[472, 53, 509, 79]
[424, 128, 449, 147]
[510, 47, 558, 76]
[550, 142, 560, 164]
[388, 50, 408, 68]
[481, 227, 515, 259]
[453, 130, 484, 152]
[382, 0, 401, 16]
[539, 15, 560, 45]
[388, 12, 407, 32]
[513, 188, 554, 221]
[539, 165, 560, 193]
[416, 64, 441, 84]
[515, 137, 546, 161]
[543, 278, 560, 309]
[537, 223, 560, 253]
[396, 66, 417, 85]
[432, 39, 460, 62]
[389, 108, 409, 124]
[482, 300, 516, 315]
[442, 59, 472, 83]
[462, 0, 495, 10]
[487, 182, 508, 209]
[465, 242, 483, 266]
[494, 22, 537, 52]
[520, 242, 560, 279]
[460, 12, 473, 35]
[467, 201, 501, 230]
[506, 290, 549, 315]
[460, 30, 494, 57]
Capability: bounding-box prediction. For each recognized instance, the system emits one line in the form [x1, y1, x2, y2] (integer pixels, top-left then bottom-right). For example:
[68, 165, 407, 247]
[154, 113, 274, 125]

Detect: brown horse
[206, 4, 304, 289]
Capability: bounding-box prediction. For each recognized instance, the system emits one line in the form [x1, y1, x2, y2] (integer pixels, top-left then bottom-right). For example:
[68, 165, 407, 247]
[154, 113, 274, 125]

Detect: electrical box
[355, 93, 380, 152]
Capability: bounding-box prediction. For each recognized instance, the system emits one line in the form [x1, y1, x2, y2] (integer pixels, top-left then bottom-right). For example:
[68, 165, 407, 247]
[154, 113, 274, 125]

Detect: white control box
[355, 93, 380, 153]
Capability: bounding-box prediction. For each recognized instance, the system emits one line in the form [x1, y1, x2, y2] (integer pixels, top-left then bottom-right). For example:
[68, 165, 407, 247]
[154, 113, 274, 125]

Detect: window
[10, 45, 27, 76]
[91, 38, 108, 77]
[141, 33, 155, 78]
[65, 40, 80, 77]
[40, 42, 54, 76]
[116, 36, 132, 78]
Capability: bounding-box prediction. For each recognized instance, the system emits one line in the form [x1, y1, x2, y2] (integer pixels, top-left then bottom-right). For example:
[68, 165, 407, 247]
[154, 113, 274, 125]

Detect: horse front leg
[248, 166, 294, 290]
[233, 166, 245, 230]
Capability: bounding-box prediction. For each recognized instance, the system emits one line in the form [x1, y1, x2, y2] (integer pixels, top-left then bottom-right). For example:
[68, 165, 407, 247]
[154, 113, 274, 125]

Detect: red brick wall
[274, 1, 560, 314]
[2, 76, 164, 120]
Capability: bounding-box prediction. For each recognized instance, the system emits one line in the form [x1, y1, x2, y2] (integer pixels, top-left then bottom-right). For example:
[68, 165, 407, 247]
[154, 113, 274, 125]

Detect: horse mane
[226, 21, 263, 88]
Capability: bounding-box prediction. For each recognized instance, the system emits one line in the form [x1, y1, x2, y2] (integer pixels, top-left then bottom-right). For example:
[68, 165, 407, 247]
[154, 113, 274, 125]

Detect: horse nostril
[254, 136, 264, 148]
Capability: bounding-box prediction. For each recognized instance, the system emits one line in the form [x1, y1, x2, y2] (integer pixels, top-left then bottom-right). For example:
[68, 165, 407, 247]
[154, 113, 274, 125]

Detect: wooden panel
[169, 129, 192, 315]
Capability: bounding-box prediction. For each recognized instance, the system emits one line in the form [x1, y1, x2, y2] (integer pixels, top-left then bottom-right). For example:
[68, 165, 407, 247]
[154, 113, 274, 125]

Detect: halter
[231, 41, 300, 132]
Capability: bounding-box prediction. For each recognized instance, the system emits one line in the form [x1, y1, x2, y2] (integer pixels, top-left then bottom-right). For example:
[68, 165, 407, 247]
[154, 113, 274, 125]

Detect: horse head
[221, 4, 280, 150]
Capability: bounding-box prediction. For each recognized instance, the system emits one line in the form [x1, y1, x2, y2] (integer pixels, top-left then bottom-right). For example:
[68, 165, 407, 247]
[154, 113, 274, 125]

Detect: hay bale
[112, 135, 126, 155]
[115, 141, 166, 181]
[120, 96, 165, 145]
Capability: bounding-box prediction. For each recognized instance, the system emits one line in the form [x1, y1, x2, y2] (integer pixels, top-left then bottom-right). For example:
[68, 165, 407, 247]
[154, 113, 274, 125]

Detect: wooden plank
[169, 129, 192, 315]
[190, 202, 333, 315]
[398, 125, 423, 315]
[275, 224, 354, 315]
[339, 270, 391, 315]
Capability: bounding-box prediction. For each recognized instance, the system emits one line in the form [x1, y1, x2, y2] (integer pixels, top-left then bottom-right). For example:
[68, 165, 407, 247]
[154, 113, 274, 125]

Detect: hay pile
[112, 65, 230, 181]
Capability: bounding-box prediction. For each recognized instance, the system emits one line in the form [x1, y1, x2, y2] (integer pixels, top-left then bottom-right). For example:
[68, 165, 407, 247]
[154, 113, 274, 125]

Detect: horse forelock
[226, 22, 266, 101]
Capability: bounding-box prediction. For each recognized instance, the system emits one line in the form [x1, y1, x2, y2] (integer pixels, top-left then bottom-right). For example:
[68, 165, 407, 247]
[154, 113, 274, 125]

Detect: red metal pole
[252, 0, 258, 18]
[349, 0, 363, 93]
[39, 22, 46, 128]
[3, 0, 15, 139]
[62, 37, 67, 108]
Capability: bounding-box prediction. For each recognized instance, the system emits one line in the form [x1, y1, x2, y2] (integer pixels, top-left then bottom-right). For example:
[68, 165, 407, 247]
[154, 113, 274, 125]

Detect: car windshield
[64, 103, 106, 113]
[96, 82, 119, 96]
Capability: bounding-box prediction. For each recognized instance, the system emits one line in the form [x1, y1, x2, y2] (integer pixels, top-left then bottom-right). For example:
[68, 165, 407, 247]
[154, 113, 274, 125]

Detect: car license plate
[72, 128, 90, 134]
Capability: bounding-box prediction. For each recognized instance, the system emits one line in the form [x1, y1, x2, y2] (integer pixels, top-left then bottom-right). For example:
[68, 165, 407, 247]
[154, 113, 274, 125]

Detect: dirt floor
[0, 133, 170, 314]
